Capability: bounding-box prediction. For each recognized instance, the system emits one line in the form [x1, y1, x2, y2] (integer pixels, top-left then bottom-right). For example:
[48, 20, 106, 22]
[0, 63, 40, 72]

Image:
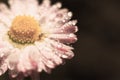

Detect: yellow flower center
[8, 16, 41, 44]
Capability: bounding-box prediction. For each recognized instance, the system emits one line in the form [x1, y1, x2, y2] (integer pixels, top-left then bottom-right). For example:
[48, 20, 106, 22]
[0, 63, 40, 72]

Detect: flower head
[0, 0, 78, 80]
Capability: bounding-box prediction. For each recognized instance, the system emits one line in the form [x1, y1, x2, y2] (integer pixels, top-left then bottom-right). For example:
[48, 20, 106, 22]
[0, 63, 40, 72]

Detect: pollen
[8, 16, 41, 44]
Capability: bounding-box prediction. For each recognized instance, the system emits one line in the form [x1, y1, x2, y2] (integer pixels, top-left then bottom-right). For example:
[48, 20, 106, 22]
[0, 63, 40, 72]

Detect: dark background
[0, 0, 120, 80]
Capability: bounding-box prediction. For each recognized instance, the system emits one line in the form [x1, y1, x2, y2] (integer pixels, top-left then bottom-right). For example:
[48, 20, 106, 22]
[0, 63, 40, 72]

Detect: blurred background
[0, 0, 120, 80]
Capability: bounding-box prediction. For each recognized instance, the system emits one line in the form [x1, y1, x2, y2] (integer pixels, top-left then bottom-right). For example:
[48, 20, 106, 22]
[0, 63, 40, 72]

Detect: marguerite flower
[0, 0, 78, 80]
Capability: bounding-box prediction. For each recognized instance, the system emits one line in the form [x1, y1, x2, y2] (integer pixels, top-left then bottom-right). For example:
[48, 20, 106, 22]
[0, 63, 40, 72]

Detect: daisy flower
[0, 0, 78, 80]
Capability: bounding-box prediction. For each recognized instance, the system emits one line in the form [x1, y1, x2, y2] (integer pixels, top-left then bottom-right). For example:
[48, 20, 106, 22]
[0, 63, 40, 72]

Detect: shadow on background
[0, 0, 120, 80]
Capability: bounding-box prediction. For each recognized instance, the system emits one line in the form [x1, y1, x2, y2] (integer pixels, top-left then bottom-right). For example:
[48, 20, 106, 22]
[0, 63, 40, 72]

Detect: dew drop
[11, 73, 17, 78]
[56, 2, 62, 8]
[10, 70, 18, 78]
[68, 12, 72, 17]
[62, 54, 68, 58]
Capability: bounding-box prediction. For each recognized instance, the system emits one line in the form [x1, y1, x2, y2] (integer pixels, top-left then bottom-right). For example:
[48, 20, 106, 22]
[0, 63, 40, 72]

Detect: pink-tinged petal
[7, 48, 20, 70]
[49, 12, 72, 27]
[59, 20, 78, 33]
[35, 42, 62, 66]
[0, 61, 7, 76]
[27, 46, 48, 72]
[0, 45, 10, 75]
[37, 61, 51, 73]
[38, 2, 61, 26]
[0, 48, 11, 58]
[40, 0, 51, 8]
[36, 53, 56, 70]
[49, 2, 62, 13]
[49, 8, 68, 19]
[53, 25, 78, 34]
[41, 47, 63, 65]
[0, 42, 5, 49]
[45, 38, 73, 51]
[49, 20, 78, 34]
[55, 11, 72, 25]
[52, 2, 62, 8]
[45, 39, 74, 59]
[37, 61, 45, 72]
[17, 47, 33, 73]
[28, 46, 39, 69]
[54, 48, 74, 59]
[48, 33, 77, 43]
[55, 8, 68, 17]
[25, 45, 53, 73]
[17, 58, 25, 73]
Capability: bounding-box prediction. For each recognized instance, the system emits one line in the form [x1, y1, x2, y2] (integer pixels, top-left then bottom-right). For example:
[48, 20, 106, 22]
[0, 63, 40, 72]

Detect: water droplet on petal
[10, 70, 18, 78]
[62, 54, 69, 58]
[68, 12, 72, 17]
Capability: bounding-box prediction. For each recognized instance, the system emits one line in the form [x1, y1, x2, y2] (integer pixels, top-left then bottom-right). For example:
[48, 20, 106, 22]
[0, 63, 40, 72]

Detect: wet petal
[48, 33, 77, 43]
[45, 39, 74, 59]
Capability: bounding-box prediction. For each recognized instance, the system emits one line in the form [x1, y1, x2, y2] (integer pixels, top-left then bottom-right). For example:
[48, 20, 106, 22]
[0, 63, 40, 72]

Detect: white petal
[8, 0, 39, 16]
[0, 13, 11, 27]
